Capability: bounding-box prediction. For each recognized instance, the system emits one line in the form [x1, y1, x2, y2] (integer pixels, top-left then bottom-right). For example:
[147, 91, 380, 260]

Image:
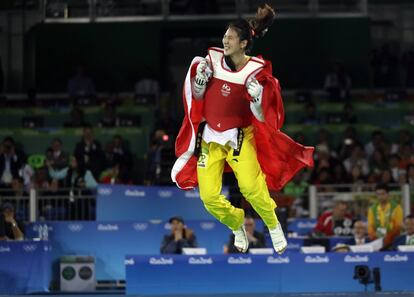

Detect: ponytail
[227, 4, 275, 54]
[249, 4, 276, 39]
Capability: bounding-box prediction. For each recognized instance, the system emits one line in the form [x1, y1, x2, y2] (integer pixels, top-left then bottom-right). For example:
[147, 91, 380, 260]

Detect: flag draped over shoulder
[171, 56, 314, 191]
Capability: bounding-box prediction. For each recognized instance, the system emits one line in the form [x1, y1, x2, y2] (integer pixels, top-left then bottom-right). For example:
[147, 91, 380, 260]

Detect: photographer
[144, 129, 171, 185]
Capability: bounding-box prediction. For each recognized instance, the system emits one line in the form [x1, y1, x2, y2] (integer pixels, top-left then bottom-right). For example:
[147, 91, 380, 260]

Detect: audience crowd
[0, 48, 413, 252]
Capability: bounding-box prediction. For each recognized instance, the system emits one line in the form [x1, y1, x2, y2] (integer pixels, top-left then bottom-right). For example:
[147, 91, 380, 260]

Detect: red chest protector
[203, 47, 264, 131]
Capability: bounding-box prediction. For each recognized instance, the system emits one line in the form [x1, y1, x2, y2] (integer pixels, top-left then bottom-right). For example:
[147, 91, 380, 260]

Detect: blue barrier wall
[126, 253, 414, 295]
[26, 221, 234, 280]
[0, 241, 52, 294]
[96, 185, 229, 221]
[26, 220, 351, 281]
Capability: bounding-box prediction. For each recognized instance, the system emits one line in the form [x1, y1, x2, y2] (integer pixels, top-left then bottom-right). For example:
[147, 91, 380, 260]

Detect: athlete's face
[222, 27, 247, 56]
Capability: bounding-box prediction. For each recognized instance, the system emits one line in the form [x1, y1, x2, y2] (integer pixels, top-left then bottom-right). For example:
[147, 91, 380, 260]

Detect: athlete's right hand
[195, 59, 211, 85]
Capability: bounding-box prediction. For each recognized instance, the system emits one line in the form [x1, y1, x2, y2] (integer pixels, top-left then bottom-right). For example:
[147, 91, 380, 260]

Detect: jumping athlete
[171, 5, 314, 254]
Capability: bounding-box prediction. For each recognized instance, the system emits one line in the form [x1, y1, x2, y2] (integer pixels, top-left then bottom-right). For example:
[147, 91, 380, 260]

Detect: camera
[353, 265, 381, 291]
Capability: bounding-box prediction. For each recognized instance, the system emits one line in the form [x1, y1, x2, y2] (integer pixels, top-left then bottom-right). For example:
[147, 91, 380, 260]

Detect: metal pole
[402, 184, 411, 216]
[360, 0, 368, 15]
[162, 0, 169, 20]
[309, 0, 319, 16]
[89, 0, 96, 22]
[29, 188, 37, 222]
[309, 185, 318, 219]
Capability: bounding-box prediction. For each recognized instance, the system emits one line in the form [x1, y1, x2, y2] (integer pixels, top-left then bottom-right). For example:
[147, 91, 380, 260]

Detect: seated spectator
[389, 154, 403, 182]
[342, 103, 357, 123]
[379, 168, 395, 184]
[369, 149, 388, 176]
[45, 138, 69, 170]
[98, 104, 119, 127]
[350, 165, 365, 183]
[47, 156, 98, 190]
[332, 163, 349, 184]
[345, 220, 370, 246]
[368, 183, 403, 249]
[64, 107, 87, 128]
[0, 202, 24, 240]
[300, 102, 320, 125]
[313, 200, 353, 237]
[336, 126, 362, 160]
[74, 125, 105, 180]
[311, 144, 338, 184]
[343, 145, 369, 176]
[160, 216, 197, 254]
[0, 136, 25, 194]
[392, 214, 414, 249]
[313, 168, 335, 191]
[364, 130, 388, 159]
[349, 165, 366, 192]
[225, 216, 266, 253]
[67, 65, 96, 99]
[316, 128, 332, 149]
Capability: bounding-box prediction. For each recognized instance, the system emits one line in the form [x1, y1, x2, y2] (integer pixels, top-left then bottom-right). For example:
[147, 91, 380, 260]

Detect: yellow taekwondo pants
[197, 126, 279, 231]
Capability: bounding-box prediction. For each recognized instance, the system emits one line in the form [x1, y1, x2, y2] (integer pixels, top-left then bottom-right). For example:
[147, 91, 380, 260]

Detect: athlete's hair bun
[249, 4, 276, 39]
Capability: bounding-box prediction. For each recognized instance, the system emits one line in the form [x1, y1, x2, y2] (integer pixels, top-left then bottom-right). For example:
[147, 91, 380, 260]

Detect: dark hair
[375, 183, 389, 193]
[3, 136, 15, 144]
[405, 214, 414, 220]
[169, 216, 184, 224]
[52, 137, 62, 145]
[66, 157, 87, 187]
[225, 4, 275, 69]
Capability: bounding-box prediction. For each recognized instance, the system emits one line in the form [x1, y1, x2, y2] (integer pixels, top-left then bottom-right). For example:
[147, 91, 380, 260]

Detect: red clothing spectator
[314, 201, 353, 236]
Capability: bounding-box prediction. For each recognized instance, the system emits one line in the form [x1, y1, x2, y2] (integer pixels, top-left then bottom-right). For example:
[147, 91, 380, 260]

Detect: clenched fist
[247, 78, 263, 104]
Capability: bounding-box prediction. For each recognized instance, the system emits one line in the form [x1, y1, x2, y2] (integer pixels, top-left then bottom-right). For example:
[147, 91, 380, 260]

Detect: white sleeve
[250, 101, 265, 122]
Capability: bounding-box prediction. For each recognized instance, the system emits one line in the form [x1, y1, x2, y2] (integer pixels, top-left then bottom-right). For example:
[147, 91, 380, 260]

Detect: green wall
[31, 17, 370, 91]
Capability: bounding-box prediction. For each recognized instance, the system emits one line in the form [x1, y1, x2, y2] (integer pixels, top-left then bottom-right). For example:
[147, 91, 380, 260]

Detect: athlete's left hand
[247, 78, 263, 104]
